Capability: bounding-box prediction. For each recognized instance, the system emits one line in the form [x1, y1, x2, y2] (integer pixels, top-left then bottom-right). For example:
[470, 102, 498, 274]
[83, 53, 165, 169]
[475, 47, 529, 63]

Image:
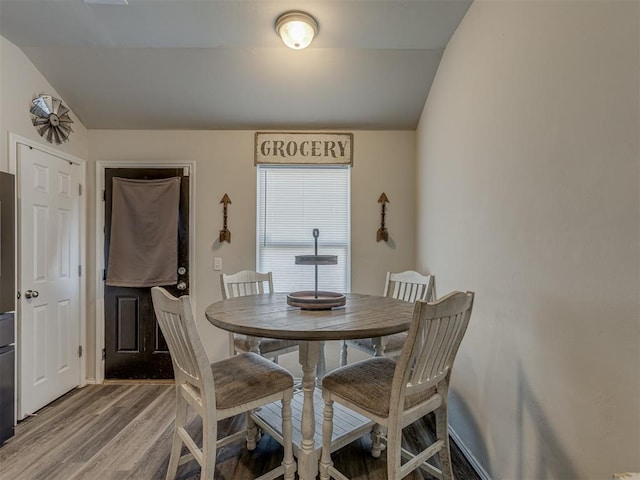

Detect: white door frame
[95, 160, 196, 384]
[8, 133, 88, 404]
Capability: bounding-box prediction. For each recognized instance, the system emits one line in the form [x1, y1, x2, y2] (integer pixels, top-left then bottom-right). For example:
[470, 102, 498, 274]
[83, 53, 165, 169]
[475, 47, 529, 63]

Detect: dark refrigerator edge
[0, 171, 16, 444]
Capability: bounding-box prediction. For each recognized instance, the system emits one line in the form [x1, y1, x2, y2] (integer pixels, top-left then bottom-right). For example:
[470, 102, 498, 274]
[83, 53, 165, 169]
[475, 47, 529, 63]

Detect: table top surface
[205, 292, 415, 341]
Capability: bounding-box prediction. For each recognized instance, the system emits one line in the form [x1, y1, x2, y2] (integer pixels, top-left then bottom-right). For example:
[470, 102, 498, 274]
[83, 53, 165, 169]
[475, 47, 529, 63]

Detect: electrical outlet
[213, 257, 223, 271]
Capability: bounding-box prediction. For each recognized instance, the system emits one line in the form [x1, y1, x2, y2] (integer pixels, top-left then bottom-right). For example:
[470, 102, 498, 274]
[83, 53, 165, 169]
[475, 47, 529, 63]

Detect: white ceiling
[0, 0, 472, 130]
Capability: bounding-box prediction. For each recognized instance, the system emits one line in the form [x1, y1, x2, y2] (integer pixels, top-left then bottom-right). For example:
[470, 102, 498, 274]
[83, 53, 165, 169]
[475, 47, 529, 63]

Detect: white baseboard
[448, 426, 492, 480]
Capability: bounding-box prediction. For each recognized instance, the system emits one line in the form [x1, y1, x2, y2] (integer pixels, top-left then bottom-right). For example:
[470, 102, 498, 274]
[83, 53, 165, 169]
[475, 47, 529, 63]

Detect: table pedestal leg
[298, 341, 320, 480]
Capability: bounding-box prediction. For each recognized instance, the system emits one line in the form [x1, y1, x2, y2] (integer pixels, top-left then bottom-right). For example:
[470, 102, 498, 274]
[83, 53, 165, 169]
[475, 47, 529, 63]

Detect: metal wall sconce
[377, 193, 389, 242]
[219, 194, 231, 243]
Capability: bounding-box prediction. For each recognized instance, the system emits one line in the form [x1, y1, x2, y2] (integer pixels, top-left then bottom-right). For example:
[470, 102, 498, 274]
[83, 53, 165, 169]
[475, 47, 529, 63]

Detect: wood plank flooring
[0, 384, 481, 480]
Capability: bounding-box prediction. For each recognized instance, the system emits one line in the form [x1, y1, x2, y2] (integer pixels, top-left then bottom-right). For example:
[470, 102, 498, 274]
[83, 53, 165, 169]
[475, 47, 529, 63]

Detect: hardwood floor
[0, 384, 480, 480]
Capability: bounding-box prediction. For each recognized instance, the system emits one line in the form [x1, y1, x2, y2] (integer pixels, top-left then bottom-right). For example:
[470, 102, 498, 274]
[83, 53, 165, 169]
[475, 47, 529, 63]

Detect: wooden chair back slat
[413, 312, 465, 388]
[383, 270, 436, 303]
[151, 287, 214, 397]
[396, 291, 474, 398]
[221, 270, 273, 300]
[163, 311, 201, 386]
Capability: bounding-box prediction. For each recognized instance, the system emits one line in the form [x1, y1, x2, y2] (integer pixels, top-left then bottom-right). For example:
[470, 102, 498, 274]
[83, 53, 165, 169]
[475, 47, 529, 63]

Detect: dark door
[104, 168, 189, 379]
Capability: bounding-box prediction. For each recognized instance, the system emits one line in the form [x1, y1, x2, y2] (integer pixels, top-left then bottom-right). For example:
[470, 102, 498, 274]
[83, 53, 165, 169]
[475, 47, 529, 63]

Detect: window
[257, 165, 350, 293]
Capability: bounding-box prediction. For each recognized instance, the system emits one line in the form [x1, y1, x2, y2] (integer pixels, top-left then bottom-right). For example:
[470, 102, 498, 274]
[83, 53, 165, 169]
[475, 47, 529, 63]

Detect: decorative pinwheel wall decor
[29, 94, 74, 145]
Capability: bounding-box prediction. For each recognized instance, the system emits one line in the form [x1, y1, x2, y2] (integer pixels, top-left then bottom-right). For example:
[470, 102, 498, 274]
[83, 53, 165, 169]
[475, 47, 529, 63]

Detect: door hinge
[78, 265, 82, 277]
[102, 348, 106, 361]
[78, 345, 83, 358]
[78, 184, 83, 196]
[102, 269, 106, 281]
[103, 190, 106, 202]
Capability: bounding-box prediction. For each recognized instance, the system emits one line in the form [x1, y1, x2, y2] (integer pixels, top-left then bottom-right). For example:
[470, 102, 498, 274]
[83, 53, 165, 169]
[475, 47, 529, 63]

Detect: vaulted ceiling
[0, 0, 472, 130]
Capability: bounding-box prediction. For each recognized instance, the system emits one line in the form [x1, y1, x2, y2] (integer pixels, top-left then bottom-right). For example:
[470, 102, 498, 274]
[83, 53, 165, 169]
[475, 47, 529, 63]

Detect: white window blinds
[257, 165, 350, 293]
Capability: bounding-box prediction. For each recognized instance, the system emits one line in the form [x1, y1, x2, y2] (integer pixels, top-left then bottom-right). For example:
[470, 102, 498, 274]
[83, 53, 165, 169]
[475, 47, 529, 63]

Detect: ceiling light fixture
[275, 11, 318, 50]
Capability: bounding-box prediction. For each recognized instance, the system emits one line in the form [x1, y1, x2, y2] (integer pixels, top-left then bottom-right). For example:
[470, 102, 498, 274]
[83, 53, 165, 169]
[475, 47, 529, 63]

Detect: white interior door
[17, 144, 81, 418]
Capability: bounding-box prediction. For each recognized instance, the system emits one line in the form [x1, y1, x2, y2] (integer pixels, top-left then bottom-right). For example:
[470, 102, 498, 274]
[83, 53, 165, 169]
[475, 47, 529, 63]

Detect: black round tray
[287, 291, 346, 310]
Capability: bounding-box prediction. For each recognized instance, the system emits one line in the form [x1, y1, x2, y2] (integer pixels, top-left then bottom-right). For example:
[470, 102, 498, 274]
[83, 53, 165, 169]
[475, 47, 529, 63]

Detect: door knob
[176, 282, 187, 291]
[25, 290, 39, 299]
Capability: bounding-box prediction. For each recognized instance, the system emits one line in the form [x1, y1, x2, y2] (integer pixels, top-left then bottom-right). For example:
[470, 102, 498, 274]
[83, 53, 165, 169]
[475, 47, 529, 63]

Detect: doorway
[99, 164, 193, 380]
[9, 135, 87, 419]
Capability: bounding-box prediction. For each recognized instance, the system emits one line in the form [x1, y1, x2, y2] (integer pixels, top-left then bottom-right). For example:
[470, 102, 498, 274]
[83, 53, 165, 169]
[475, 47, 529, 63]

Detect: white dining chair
[320, 290, 474, 480]
[151, 286, 296, 480]
[340, 270, 436, 366]
[221, 270, 299, 362]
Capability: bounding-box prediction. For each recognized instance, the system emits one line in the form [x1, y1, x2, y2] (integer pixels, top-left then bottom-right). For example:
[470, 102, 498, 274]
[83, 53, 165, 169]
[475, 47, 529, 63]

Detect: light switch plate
[213, 257, 223, 271]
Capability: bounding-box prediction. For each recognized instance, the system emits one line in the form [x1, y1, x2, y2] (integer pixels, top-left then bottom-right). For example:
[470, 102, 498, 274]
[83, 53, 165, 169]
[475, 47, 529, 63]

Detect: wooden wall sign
[255, 132, 353, 165]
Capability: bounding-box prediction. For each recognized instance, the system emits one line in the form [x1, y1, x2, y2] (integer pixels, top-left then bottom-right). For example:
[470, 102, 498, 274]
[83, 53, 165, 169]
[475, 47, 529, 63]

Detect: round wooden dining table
[205, 292, 414, 480]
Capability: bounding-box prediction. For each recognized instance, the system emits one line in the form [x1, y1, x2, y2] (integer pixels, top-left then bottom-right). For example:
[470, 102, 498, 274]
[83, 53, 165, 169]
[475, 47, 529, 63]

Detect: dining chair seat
[211, 353, 294, 410]
[322, 357, 435, 418]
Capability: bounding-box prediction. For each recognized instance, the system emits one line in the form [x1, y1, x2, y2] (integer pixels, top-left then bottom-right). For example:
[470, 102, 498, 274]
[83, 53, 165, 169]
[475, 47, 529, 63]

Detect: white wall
[416, 1, 639, 478]
[0, 36, 88, 172]
[89, 129, 416, 377]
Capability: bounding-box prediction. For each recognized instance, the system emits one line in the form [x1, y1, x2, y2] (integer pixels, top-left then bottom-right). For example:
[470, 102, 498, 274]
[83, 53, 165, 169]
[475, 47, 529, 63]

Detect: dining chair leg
[371, 423, 385, 458]
[435, 404, 454, 480]
[317, 341, 327, 379]
[386, 421, 404, 480]
[373, 341, 385, 357]
[246, 411, 259, 450]
[282, 394, 296, 480]
[340, 340, 348, 366]
[201, 408, 217, 480]
[319, 396, 334, 480]
[165, 392, 187, 480]
[228, 332, 236, 357]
